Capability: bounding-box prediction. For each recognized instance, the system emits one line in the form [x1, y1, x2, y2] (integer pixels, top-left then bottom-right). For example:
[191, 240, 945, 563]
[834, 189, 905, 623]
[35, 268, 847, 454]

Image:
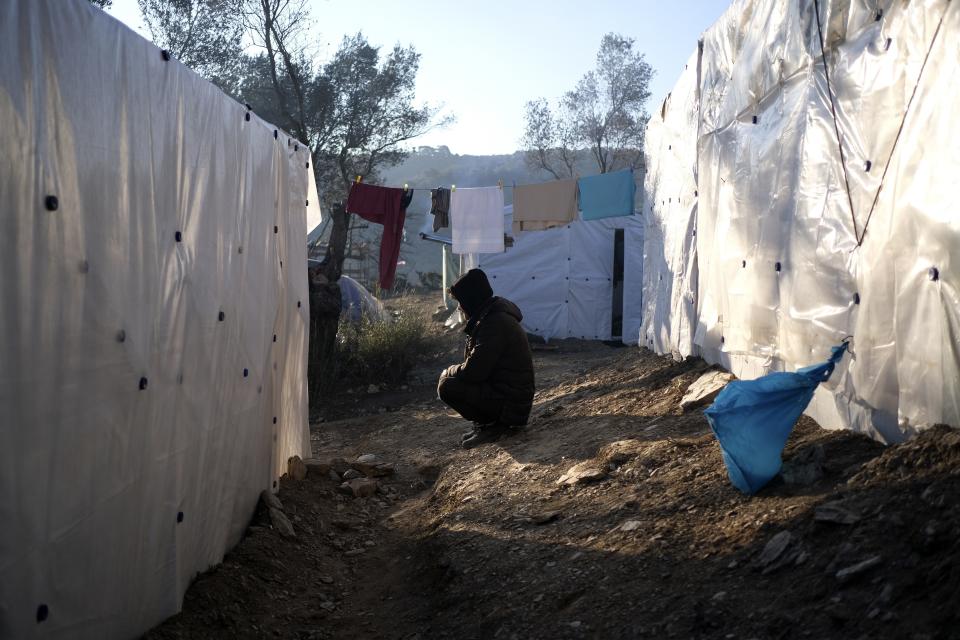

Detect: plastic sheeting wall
[0, 1, 311, 637]
[480, 207, 644, 343]
[642, 0, 960, 443]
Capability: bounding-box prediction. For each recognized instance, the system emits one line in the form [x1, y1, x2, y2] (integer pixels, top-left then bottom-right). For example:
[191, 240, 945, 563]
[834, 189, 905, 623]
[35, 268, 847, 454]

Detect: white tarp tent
[642, 0, 960, 443]
[479, 206, 644, 343]
[0, 1, 312, 637]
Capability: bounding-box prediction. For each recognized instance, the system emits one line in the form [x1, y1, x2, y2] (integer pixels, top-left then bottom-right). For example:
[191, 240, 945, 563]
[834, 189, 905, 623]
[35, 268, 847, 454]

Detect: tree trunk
[307, 202, 351, 413]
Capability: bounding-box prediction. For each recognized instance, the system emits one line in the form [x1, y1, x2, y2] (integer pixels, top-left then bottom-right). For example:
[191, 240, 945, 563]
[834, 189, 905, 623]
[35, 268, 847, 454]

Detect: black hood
[450, 268, 494, 317]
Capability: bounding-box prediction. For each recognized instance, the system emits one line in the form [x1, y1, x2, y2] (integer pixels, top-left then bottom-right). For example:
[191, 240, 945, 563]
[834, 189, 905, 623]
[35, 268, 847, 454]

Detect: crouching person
[437, 269, 535, 449]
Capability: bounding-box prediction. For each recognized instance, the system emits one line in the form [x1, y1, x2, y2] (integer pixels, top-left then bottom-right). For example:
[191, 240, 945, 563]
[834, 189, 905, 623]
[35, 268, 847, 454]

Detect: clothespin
[403, 183, 409, 193]
[452, 184, 456, 192]
[498, 179, 503, 190]
[355, 175, 362, 184]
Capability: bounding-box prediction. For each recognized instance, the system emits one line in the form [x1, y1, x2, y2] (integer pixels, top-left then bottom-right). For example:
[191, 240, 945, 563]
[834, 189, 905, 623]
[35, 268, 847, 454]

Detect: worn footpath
[147, 304, 960, 640]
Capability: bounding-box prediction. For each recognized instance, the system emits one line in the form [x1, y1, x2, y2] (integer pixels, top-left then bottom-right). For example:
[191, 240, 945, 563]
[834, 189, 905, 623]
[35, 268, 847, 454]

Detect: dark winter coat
[445, 296, 535, 425]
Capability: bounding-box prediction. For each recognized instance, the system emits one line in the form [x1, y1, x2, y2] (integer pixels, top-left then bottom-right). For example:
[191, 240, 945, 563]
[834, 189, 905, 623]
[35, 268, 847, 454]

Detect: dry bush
[331, 311, 431, 388]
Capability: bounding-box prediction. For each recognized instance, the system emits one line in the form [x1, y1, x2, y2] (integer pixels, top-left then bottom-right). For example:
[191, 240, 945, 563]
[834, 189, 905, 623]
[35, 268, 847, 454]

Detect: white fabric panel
[306, 168, 323, 233]
[641, 51, 701, 358]
[486, 225, 570, 340]
[451, 187, 504, 254]
[480, 209, 643, 342]
[567, 221, 615, 340]
[0, 1, 310, 638]
[642, 0, 959, 443]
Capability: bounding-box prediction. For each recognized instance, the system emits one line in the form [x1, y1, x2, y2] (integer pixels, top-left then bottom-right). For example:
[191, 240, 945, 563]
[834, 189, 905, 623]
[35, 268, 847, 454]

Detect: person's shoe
[459, 423, 482, 443]
[460, 421, 496, 443]
[461, 423, 508, 449]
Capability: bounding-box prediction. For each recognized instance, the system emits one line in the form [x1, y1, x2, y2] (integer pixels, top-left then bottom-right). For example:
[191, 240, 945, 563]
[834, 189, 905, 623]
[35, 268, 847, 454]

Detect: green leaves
[521, 32, 653, 178]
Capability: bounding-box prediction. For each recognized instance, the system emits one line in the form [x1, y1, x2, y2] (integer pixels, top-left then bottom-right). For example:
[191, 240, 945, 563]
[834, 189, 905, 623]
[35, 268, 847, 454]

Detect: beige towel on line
[511, 177, 578, 235]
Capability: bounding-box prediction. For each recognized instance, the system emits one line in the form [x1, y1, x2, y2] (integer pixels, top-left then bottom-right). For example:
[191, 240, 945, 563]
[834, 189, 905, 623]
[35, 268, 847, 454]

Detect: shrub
[332, 311, 430, 388]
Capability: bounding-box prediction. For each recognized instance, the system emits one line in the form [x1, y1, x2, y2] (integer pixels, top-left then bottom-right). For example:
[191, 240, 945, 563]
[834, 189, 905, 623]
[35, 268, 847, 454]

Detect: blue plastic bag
[704, 343, 848, 494]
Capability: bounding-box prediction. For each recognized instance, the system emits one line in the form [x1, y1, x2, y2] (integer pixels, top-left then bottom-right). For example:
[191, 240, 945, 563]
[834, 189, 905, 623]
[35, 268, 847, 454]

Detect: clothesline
[346, 169, 637, 284]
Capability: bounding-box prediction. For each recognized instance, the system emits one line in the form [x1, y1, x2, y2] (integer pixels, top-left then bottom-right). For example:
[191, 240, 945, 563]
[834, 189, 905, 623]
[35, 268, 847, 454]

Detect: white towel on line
[451, 187, 504, 255]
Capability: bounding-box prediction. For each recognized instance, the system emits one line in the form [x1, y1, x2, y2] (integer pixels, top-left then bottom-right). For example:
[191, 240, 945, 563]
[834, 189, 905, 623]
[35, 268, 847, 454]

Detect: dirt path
[147, 318, 960, 639]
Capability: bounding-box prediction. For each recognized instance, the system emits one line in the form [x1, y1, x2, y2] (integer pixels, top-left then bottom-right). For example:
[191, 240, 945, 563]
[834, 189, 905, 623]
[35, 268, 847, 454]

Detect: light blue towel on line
[577, 169, 636, 220]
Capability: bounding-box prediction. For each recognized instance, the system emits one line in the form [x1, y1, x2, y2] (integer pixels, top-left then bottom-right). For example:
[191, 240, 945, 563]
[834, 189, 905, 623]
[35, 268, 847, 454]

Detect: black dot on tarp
[273, 481, 277, 488]
[245, 113, 250, 122]
[44, 195, 59, 211]
[306, 162, 310, 169]
[297, 300, 301, 308]
[864, 160, 872, 172]
[274, 225, 278, 234]
[721, 336, 725, 344]
[139, 377, 148, 390]
[243, 368, 249, 378]
[116, 330, 126, 343]
[929, 267, 940, 281]
[775, 261, 782, 272]
[161, 49, 170, 61]
[36, 605, 48, 623]
[742, 260, 747, 268]
[273, 334, 277, 342]
[875, 8, 883, 20]
[853, 292, 861, 304]
[273, 130, 278, 139]
[694, 190, 698, 197]
[273, 417, 277, 424]
[177, 511, 184, 523]
[175, 231, 182, 242]
[305, 200, 309, 207]
[531, 276, 535, 279]
[752, 115, 758, 124]
[294, 144, 299, 152]
[218, 311, 225, 321]
[238, 246, 243, 254]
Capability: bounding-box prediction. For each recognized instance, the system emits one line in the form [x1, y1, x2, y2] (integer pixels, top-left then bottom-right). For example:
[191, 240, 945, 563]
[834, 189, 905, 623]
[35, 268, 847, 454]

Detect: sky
[105, 0, 730, 155]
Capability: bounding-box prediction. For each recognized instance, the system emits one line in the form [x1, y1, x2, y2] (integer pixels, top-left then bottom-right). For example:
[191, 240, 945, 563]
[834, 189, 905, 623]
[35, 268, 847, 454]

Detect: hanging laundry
[451, 187, 504, 255]
[512, 178, 578, 234]
[345, 183, 413, 290]
[431, 187, 451, 231]
[577, 169, 636, 220]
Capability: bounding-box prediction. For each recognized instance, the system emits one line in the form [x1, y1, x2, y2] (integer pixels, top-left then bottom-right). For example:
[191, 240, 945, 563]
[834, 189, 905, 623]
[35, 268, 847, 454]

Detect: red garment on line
[345, 183, 412, 290]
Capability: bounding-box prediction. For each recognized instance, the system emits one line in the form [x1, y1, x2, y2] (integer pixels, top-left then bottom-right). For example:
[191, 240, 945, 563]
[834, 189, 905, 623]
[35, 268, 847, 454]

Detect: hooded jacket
[446, 295, 535, 425]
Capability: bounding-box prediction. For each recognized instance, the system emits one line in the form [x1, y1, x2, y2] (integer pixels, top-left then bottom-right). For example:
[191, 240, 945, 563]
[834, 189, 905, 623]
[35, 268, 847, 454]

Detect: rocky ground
[146, 296, 960, 640]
